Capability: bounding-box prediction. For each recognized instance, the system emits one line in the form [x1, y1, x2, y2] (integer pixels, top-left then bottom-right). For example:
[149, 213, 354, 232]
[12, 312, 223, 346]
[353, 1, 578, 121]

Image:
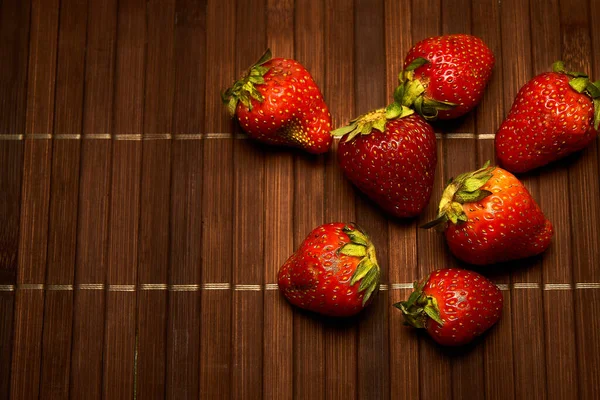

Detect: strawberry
[222, 49, 332, 154]
[422, 162, 553, 265]
[395, 34, 494, 120]
[331, 103, 437, 218]
[277, 222, 380, 317]
[394, 268, 503, 346]
[495, 61, 600, 173]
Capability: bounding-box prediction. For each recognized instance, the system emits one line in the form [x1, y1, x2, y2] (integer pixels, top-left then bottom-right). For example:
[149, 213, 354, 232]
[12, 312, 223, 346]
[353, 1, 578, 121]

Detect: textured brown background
[0, 0, 599, 398]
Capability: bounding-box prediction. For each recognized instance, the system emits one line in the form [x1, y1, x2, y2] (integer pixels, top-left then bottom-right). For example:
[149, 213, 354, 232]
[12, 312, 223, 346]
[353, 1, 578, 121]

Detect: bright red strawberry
[394, 268, 503, 346]
[495, 61, 600, 173]
[277, 223, 380, 317]
[395, 34, 495, 120]
[331, 104, 437, 218]
[222, 49, 332, 154]
[423, 162, 553, 265]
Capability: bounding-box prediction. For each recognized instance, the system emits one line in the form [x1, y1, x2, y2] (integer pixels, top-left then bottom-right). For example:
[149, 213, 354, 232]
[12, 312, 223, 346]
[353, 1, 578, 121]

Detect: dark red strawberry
[395, 34, 495, 120]
[495, 61, 600, 173]
[277, 222, 380, 317]
[331, 103, 437, 218]
[423, 162, 553, 265]
[222, 49, 332, 154]
[394, 268, 503, 346]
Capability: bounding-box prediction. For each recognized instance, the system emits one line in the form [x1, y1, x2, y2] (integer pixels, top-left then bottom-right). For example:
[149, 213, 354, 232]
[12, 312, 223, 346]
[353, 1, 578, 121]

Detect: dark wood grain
[528, 1, 580, 399]
[169, 139, 203, 399]
[101, 0, 146, 397]
[322, 0, 358, 398]
[10, 0, 59, 397]
[38, 0, 87, 397]
[69, 4, 117, 397]
[200, 4, 233, 394]
[263, 1, 294, 399]
[135, 1, 176, 398]
[353, 1, 391, 399]
[559, 1, 600, 399]
[500, 1, 548, 399]
[410, 2, 454, 399]
[231, 1, 266, 397]
[384, 2, 420, 399]
[0, 0, 30, 395]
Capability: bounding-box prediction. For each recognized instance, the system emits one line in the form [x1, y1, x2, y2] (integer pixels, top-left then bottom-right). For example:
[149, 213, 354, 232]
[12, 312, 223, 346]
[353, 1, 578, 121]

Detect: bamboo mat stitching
[1, 283, 599, 291]
[0, 133, 496, 140]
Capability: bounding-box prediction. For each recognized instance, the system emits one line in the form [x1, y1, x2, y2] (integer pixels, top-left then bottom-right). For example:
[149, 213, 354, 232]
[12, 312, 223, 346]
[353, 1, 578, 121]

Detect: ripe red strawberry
[495, 61, 600, 173]
[277, 222, 380, 317]
[422, 162, 553, 265]
[395, 34, 495, 120]
[394, 268, 503, 346]
[222, 49, 332, 154]
[331, 104, 437, 218]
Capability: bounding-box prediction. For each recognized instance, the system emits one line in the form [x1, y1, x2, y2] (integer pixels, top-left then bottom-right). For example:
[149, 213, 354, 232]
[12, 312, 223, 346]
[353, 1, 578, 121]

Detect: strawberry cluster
[223, 34, 598, 346]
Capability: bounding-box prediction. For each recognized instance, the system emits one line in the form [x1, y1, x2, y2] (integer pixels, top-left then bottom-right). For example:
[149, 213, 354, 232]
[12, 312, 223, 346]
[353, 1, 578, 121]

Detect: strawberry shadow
[454, 252, 546, 282]
[350, 185, 425, 227]
[412, 324, 492, 356]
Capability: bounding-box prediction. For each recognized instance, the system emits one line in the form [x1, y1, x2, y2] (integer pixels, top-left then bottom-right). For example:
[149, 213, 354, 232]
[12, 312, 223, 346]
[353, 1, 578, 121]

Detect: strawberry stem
[394, 58, 457, 121]
[421, 161, 494, 229]
[222, 49, 272, 116]
[552, 60, 600, 130]
[340, 224, 381, 305]
[393, 275, 444, 329]
[330, 103, 414, 142]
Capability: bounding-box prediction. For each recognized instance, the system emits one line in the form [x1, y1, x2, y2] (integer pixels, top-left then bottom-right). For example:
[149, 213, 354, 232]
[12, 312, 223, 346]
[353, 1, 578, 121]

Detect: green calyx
[330, 102, 414, 142]
[421, 161, 494, 229]
[394, 57, 457, 121]
[339, 224, 380, 306]
[393, 277, 444, 329]
[221, 49, 272, 116]
[553, 60, 600, 130]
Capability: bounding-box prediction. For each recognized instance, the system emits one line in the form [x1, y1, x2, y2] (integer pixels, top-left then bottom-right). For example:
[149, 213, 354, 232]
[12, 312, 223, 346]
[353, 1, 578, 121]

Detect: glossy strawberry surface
[277, 223, 380, 317]
[420, 269, 503, 346]
[233, 57, 332, 154]
[337, 114, 437, 218]
[444, 167, 553, 265]
[495, 72, 598, 173]
[404, 34, 494, 119]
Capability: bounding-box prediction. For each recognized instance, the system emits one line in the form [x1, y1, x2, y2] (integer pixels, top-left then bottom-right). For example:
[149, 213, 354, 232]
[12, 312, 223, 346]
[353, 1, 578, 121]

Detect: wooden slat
[472, 2, 515, 399]
[135, 1, 175, 398]
[203, 0, 236, 134]
[168, 140, 203, 398]
[11, 0, 59, 397]
[102, 0, 146, 397]
[322, 0, 358, 399]
[409, 2, 454, 399]
[499, 2, 548, 399]
[165, 1, 205, 397]
[38, 0, 87, 396]
[559, 1, 600, 398]
[439, 3, 487, 399]
[0, 0, 30, 395]
[293, 2, 328, 398]
[69, 3, 117, 397]
[384, 1, 419, 399]
[528, 1, 580, 399]
[263, 1, 294, 399]
[199, 4, 233, 397]
[231, 0, 266, 396]
[354, 0, 390, 399]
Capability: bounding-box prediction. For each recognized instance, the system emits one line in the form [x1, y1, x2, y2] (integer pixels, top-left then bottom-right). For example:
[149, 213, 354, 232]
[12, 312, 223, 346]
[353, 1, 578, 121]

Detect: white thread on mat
[0, 132, 501, 140]
[2, 282, 600, 291]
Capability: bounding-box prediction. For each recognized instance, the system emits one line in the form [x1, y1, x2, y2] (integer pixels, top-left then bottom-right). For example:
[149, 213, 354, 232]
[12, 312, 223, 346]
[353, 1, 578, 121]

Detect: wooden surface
[1, 0, 599, 398]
